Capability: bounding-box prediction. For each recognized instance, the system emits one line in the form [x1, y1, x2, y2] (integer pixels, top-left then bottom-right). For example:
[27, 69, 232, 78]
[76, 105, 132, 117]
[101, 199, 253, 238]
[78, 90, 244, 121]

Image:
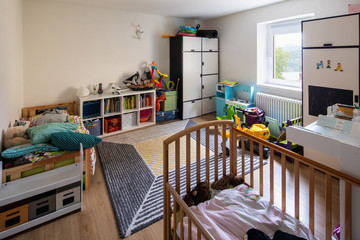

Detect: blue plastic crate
[156, 110, 177, 123]
[83, 100, 101, 119]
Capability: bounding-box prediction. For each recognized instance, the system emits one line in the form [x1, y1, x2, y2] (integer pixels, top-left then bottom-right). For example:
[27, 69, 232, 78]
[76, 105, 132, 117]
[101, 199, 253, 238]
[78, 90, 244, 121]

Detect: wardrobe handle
[323, 43, 332, 47]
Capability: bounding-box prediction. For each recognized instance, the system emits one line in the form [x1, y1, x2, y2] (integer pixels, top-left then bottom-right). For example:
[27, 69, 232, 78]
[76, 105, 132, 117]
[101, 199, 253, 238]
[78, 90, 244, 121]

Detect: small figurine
[334, 63, 343, 72]
[92, 84, 97, 95]
[316, 61, 324, 69]
[98, 83, 103, 94]
[326, 60, 331, 68]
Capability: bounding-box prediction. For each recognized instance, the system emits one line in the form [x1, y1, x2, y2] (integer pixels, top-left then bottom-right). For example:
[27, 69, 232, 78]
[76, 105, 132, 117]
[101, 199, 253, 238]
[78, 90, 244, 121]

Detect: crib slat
[295, 160, 300, 220]
[188, 219, 192, 240]
[222, 125, 227, 177]
[281, 154, 286, 212]
[197, 229, 201, 240]
[173, 200, 177, 240]
[230, 126, 237, 175]
[196, 130, 201, 184]
[206, 127, 210, 182]
[241, 136, 245, 179]
[259, 143, 263, 196]
[249, 139, 254, 187]
[214, 126, 219, 182]
[176, 139, 180, 194]
[186, 134, 191, 193]
[270, 149, 274, 204]
[309, 166, 315, 234]
[180, 208, 184, 240]
[345, 182, 352, 240]
[325, 174, 332, 240]
[163, 144, 170, 240]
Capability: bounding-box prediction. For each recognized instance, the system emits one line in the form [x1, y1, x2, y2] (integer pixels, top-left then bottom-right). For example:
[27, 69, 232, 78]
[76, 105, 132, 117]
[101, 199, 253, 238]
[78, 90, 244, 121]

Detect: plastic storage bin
[28, 190, 56, 220]
[84, 119, 102, 136]
[161, 90, 177, 111]
[156, 110, 177, 123]
[56, 182, 81, 211]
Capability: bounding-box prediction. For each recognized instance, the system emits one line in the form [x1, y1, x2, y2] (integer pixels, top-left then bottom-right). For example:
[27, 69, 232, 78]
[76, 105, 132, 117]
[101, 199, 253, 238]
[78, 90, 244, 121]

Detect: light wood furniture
[19, 101, 92, 190]
[163, 120, 360, 240]
[0, 149, 83, 239]
[78, 90, 156, 137]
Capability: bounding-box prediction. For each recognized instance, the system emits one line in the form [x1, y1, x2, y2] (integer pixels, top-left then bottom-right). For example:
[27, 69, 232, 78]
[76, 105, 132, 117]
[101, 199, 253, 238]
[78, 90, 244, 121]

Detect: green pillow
[51, 132, 102, 150]
[26, 122, 79, 144]
[1, 143, 60, 159]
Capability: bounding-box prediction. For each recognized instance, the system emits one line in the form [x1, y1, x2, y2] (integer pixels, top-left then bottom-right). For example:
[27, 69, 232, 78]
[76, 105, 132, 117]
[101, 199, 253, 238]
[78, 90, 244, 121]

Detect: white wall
[23, 0, 195, 106]
[0, 0, 23, 151]
[203, 0, 359, 100]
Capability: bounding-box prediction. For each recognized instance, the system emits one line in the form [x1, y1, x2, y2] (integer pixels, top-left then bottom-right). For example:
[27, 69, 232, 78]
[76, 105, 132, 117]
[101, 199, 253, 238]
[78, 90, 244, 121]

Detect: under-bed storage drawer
[0, 200, 28, 231]
[56, 182, 81, 210]
[28, 190, 56, 220]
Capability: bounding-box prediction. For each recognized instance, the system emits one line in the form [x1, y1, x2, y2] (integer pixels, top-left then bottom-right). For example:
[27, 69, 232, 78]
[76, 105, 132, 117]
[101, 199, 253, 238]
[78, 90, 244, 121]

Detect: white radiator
[255, 92, 302, 125]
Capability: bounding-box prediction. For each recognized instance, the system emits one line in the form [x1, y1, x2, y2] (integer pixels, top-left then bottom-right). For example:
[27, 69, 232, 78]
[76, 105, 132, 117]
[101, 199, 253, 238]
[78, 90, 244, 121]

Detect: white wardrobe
[170, 36, 218, 119]
[302, 14, 360, 126]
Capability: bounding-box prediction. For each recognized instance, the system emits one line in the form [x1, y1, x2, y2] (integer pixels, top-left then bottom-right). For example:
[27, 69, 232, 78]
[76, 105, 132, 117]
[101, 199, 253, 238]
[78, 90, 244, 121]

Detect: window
[257, 14, 314, 89]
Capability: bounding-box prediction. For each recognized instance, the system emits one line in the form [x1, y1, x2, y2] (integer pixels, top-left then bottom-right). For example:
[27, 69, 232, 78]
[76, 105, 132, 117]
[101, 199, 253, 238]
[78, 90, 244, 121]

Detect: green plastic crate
[161, 90, 177, 111]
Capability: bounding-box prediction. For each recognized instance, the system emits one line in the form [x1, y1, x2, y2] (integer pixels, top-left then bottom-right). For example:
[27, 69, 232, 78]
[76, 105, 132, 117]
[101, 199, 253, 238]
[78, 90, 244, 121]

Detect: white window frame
[257, 14, 314, 90]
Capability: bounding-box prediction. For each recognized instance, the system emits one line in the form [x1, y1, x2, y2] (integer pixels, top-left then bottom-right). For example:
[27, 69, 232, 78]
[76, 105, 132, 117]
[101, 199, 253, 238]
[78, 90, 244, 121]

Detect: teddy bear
[183, 180, 212, 207]
[211, 173, 245, 190]
[3, 125, 31, 149]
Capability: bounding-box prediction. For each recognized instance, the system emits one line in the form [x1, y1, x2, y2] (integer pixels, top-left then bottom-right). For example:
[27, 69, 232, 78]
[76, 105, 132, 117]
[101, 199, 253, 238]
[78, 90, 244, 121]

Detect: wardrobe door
[183, 36, 201, 52]
[202, 38, 218, 51]
[202, 52, 218, 75]
[182, 52, 202, 101]
[303, 15, 359, 48]
[202, 75, 218, 98]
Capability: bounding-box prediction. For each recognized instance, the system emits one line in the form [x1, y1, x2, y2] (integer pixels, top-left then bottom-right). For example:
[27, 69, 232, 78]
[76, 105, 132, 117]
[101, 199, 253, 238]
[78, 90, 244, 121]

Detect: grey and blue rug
[97, 120, 267, 238]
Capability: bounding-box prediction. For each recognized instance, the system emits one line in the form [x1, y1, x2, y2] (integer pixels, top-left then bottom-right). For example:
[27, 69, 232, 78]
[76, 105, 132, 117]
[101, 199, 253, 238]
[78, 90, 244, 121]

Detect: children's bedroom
[1, 0, 360, 239]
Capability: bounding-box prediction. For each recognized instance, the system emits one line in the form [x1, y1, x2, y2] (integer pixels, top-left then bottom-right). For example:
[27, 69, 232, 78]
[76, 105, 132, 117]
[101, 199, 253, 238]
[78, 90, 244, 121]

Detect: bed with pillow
[1, 101, 100, 190]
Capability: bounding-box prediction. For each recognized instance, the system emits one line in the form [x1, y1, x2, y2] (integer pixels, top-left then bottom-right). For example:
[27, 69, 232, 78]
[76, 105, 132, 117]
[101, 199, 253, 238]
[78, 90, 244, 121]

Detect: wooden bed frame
[163, 120, 360, 240]
[2, 101, 92, 190]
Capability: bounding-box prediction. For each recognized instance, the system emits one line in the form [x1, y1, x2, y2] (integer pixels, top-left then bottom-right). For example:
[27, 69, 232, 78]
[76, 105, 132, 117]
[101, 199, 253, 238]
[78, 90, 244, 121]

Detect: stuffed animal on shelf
[211, 173, 244, 190]
[183, 180, 212, 207]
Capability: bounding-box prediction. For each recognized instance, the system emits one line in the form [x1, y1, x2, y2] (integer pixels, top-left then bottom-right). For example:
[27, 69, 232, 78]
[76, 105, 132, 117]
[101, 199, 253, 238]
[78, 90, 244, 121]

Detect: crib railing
[163, 120, 360, 240]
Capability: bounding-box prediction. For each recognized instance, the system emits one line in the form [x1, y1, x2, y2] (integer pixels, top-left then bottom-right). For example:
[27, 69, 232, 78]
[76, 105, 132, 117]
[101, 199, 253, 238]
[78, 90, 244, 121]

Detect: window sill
[257, 83, 301, 93]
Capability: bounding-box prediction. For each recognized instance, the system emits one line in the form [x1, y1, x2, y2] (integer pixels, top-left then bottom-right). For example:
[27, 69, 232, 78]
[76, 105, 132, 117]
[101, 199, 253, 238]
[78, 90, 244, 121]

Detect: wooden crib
[163, 120, 360, 240]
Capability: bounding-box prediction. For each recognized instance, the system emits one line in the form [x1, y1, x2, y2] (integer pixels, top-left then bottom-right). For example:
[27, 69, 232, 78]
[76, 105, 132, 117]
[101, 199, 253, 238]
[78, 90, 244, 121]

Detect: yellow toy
[223, 115, 270, 159]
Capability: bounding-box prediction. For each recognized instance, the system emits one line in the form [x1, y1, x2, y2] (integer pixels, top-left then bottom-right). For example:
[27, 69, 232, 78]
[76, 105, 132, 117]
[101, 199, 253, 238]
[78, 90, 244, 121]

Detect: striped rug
[99, 120, 267, 238]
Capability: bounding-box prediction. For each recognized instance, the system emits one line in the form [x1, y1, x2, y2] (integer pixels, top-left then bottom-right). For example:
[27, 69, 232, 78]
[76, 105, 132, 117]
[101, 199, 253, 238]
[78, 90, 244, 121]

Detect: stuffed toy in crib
[211, 173, 244, 190]
[3, 122, 31, 149]
[183, 180, 212, 207]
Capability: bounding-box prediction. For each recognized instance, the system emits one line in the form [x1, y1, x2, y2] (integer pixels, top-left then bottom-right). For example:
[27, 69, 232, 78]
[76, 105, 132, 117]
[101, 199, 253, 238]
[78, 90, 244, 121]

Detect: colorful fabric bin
[161, 90, 177, 111]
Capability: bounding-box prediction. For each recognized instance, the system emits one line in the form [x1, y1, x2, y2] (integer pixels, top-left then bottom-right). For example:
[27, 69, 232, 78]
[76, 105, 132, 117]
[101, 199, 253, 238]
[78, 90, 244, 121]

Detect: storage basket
[84, 119, 102, 136]
[0, 200, 29, 231]
[28, 190, 56, 220]
[82, 100, 101, 119]
[161, 90, 177, 111]
[123, 112, 137, 129]
[104, 116, 121, 133]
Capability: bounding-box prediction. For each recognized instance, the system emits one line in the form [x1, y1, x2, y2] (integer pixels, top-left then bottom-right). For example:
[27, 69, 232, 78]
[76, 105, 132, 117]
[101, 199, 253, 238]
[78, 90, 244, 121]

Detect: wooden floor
[9, 114, 339, 240]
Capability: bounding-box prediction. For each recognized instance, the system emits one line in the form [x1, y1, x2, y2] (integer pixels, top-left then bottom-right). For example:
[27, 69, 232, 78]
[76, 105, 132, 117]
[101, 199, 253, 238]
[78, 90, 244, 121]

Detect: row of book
[140, 95, 152, 108]
[124, 96, 136, 110]
[104, 98, 120, 114]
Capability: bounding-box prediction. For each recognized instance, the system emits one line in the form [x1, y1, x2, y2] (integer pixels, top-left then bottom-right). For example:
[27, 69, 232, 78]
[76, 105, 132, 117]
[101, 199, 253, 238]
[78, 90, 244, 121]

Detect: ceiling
[51, 0, 286, 19]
